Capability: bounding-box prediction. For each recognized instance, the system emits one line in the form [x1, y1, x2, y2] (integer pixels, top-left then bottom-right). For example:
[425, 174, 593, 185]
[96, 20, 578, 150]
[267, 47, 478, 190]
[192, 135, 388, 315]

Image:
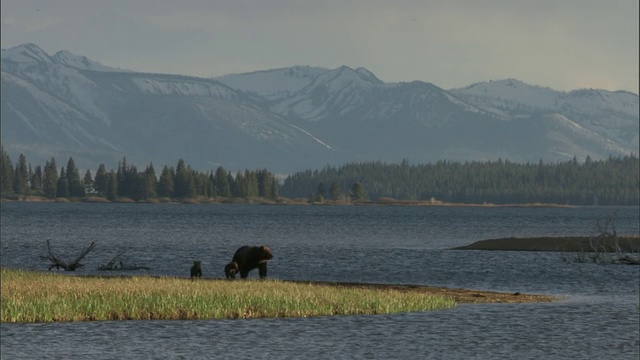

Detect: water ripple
[1, 203, 639, 359]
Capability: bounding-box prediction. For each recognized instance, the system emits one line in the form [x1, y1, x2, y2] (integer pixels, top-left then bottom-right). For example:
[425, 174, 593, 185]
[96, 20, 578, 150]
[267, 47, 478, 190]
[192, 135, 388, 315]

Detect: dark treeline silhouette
[2, 147, 638, 205]
[0, 148, 279, 201]
[279, 156, 640, 205]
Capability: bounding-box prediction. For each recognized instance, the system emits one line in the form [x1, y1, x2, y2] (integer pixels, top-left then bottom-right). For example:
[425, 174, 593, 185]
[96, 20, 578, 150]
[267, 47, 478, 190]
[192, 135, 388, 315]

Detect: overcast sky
[2, 0, 638, 93]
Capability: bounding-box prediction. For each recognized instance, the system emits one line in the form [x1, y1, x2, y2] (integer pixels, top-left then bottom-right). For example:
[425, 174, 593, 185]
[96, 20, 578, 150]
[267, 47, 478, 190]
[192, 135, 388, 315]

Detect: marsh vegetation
[1, 268, 457, 323]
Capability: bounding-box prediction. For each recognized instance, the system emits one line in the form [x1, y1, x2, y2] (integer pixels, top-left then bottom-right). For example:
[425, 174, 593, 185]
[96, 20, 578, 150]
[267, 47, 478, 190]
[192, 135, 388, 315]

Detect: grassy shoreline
[1, 268, 458, 323]
[0, 269, 556, 323]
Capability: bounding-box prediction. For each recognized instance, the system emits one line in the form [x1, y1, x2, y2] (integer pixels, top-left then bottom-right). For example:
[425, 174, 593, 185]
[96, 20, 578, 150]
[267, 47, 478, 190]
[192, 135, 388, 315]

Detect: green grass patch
[1, 268, 456, 323]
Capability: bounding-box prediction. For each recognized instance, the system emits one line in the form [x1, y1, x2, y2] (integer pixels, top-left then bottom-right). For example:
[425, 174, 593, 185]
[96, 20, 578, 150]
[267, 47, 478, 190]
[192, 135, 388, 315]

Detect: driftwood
[97, 246, 150, 271]
[615, 255, 640, 265]
[570, 213, 640, 265]
[45, 240, 96, 271]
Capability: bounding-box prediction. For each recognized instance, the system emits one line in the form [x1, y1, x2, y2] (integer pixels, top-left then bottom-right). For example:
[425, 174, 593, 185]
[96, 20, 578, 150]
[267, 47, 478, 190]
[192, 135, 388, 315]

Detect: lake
[1, 202, 639, 359]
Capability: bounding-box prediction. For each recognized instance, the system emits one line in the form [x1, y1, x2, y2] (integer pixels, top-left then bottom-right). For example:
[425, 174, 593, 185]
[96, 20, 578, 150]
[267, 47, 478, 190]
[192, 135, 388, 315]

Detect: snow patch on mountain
[452, 78, 638, 121]
[51, 50, 126, 72]
[1, 43, 52, 64]
[2, 70, 90, 126]
[307, 66, 378, 93]
[216, 66, 327, 101]
[287, 123, 334, 150]
[268, 66, 378, 121]
[443, 92, 485, 115]
[544, 113, 629, 156]
[131, 77, 237, 99]
[355, 67, 383, 84]
[563, 89, 638, 119]
[451, 79, 639, 151]
[450, 78, 559, 115]
[2, 52, 112, 125]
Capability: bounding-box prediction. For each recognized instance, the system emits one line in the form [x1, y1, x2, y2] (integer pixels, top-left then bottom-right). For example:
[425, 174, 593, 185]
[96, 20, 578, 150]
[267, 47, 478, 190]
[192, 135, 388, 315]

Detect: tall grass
[1, 268, 456, 323]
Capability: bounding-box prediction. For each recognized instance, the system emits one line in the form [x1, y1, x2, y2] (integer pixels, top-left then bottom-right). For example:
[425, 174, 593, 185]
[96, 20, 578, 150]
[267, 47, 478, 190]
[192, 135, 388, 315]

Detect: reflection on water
[1, 203, 639, 359]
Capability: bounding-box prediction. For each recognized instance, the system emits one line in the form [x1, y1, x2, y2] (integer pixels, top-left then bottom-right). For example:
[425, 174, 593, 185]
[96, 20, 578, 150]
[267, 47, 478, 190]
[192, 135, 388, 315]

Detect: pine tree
[144, 163, 157, 199]
[256, 169, 270, 198]
[270, 179, 279, 199]
[129, 168, 148, 201]
[94, 164, 108, 196]
[349, 182, 366, 201]
[123, 164, 141, 200]
[215, 166, 231, 197]
[244, 169, 259, 198]
[329, 181, 340, 201]
[13, 154, 29, 197]
[207, 171, 217, 198]
[43, 158, 58, 198]
[31, 165, 43, 194]
[66, 157, 85, 197]
[157, 165, 175, 198]
[259, 170, 280, 199]
[106, 171, 118, 201]
[0, 147, 14, 196]
[317, 182, 326, 199]
[116, 157, 127, 197]
[192, 172, 206, 197]
[56, 167, 70, 198]
[174, 159, 195, 198]
[231, 171, 245, 198]
[83, 169, 94, 194]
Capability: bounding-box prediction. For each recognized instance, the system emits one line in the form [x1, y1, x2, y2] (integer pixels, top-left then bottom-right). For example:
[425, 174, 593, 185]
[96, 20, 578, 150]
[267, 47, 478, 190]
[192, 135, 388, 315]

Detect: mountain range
[1, 43, 638, 174]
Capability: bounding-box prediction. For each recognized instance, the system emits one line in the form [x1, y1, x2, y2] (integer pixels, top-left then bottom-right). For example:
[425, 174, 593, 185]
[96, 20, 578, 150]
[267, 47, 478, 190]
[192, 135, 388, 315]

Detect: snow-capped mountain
[218, 68, 638, 164]
[1, 44, 337, 173]
[450, 79, 639, 150]
[215, 66, 328, 101]
[2, 43, 638, 174]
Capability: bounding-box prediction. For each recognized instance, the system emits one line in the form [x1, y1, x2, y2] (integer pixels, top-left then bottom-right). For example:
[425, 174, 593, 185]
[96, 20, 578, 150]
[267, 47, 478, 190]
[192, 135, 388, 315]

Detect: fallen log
[616, 255, 640, 265]
[97, 246, 150, 271]
[45, 240, 96, 271]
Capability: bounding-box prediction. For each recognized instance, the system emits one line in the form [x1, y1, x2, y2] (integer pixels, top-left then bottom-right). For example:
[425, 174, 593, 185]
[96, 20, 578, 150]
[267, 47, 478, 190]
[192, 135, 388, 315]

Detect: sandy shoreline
[453, 236, 640, 252]
[284, 280, 558, 304]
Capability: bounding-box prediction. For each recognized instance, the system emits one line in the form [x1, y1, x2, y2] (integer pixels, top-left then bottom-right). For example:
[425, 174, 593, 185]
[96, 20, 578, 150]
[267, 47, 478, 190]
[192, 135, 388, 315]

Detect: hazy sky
[2, 0, 638, 93]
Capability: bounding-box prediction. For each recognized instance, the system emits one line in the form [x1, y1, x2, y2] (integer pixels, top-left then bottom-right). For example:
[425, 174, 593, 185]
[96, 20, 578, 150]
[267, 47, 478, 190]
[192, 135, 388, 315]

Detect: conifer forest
[1, 147, 638, 206]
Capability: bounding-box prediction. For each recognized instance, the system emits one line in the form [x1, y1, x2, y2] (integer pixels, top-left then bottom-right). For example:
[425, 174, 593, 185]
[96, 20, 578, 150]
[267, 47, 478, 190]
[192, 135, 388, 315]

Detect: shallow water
[1, 203, 639, 359]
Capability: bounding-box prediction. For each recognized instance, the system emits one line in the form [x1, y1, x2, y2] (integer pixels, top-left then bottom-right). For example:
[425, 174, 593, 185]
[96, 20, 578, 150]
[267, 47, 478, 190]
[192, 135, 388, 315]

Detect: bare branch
[97, 245, 150, 271]
[569, 212, 639, 265]
[44, 240, 95, 271]
[66, 242, 96, 271]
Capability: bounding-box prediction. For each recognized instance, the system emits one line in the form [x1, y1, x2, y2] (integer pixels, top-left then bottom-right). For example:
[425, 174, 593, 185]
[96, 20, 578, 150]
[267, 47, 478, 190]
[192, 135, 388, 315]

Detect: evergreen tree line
[2, 147, 638, 205]
[0, 149, 279, 201]
[279, 156, 640, 206]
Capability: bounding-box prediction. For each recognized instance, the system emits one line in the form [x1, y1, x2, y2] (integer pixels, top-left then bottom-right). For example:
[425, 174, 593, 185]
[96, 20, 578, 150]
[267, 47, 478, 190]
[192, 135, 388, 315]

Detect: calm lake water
[1, 202, 639, 359]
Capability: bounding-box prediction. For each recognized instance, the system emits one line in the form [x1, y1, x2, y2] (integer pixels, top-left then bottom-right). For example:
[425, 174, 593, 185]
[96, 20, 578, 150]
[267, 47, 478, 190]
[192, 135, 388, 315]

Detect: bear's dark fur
[228, 245, 273, 279]
[224, 261, 239, 279]
[190, 260, 202, 278]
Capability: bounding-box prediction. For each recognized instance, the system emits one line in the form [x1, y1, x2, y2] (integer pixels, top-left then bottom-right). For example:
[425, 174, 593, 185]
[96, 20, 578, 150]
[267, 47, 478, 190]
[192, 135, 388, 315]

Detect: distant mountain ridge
[450, 79, 638, 148]
[2, 43, 638, 174]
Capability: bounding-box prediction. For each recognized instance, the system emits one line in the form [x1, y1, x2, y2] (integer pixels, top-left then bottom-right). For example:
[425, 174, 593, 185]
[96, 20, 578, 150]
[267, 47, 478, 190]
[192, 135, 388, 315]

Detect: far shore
[0, 195, 582, 208]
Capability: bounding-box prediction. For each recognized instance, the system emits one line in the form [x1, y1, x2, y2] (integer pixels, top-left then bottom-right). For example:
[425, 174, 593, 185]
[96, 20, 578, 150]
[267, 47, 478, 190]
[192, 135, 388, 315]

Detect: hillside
[2, 43, 638, 174]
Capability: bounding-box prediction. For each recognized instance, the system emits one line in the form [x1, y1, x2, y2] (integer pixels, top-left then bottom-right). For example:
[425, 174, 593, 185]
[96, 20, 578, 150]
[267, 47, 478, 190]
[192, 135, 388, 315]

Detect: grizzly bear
[226, 245, 273, 279]
[224, 261, 239, 279]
